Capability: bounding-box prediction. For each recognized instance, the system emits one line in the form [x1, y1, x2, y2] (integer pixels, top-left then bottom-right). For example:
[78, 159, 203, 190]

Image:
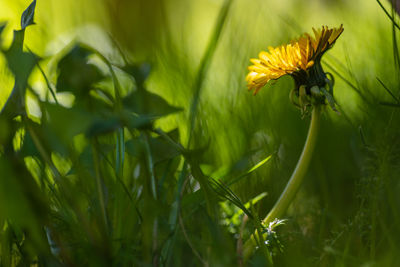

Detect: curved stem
[242, 105, 322, 260]
[263, 105, 321, 224]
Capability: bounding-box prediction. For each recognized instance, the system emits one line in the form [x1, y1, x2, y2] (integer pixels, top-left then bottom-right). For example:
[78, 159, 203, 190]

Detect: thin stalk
[92, 143, 110, 232]
[116, 129, 125, 178]
[243, 105, 322, 259]
[143, 133, 157, 200]
[26, 46, 59, 104]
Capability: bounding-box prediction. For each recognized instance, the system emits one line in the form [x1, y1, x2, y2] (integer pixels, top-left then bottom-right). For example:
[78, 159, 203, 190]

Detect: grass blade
[187, 0, 233, 146]
[376, 0, 400, 31]
[227, 154, 272, 186]
[377, 77, 400, 103]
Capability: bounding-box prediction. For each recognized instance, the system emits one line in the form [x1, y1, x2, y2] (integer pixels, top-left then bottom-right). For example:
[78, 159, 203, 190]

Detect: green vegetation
[0, 0, 400, 266]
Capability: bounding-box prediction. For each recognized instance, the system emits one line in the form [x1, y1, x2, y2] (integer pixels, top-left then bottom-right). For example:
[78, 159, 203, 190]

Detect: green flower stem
[263, 105, 321, 224]
[242, 104, 322, 260]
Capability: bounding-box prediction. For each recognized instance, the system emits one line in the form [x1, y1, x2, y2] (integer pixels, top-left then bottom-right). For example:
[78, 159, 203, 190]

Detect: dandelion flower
[246, 25, 344, 95]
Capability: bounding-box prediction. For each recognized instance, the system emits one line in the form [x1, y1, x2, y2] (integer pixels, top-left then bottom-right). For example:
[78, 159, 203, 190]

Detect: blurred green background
[1, 0, 400, 266]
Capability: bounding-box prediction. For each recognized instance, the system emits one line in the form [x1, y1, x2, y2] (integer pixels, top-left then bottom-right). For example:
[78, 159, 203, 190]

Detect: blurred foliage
[0, 0, 400, 266]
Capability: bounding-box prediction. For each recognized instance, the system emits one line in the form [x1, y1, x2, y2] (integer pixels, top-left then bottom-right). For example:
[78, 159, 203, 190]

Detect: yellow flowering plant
[243, 25, 344, 260]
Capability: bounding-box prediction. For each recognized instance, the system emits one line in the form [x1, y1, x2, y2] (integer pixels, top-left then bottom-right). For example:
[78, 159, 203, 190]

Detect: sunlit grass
[1, 0, 400, 266]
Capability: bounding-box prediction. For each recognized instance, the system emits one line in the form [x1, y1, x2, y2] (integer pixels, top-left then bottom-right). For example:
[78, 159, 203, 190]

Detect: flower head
[246, 25, 343, 95]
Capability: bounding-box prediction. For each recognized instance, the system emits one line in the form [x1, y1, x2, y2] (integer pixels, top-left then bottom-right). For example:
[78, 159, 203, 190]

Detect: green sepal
[320, 87, 339, 114]
[298, 85, 308, 107]
[289, 89, 301, 110]
[325, 73, 335, 95]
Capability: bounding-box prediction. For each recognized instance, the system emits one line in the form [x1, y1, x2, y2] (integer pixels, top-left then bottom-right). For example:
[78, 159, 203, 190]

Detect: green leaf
[120, 63, 181, 119]
[86, 116, 122, 137]
[4, 30, 37, 84]
[149, 129, 181, 162]
[44, 102, 149, 140]
[44, 103, 95, 142]
[121, 63, 151, 87]
[150, 132, 181, 163]
[121, 112, 153, 130]
[21, 0, 37, 30]
[57, 44, 104, 96]
[1, 30, 37, 117]
[123, 90, 182, 118]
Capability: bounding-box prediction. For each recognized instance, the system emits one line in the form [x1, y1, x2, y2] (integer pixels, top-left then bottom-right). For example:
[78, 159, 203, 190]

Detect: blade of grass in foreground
[183, 0, 234, 217]
[227, 154, 272, 186]
[376, 0, 400, 31]
[187, 0, 233, 146]
[377, 77, 400, 103]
